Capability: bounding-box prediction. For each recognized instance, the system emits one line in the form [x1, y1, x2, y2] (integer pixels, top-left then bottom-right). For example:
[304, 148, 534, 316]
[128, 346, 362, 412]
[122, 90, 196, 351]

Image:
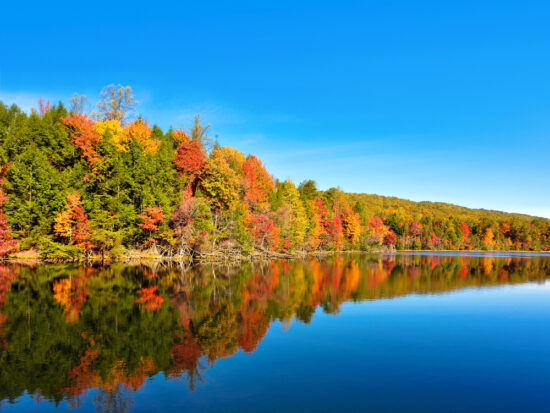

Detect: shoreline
[4, 247, 550, 265]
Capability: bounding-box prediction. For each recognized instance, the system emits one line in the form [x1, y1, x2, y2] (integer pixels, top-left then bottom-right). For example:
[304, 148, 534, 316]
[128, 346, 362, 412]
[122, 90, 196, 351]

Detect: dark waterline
[0, 253, 549, 412]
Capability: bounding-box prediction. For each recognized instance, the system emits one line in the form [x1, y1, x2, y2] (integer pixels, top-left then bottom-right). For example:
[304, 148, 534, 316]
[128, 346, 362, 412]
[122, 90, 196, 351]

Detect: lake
[0, 253, 549, 412]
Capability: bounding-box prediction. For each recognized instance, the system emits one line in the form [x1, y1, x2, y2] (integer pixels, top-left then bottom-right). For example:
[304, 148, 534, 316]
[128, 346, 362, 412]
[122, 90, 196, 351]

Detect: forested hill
[0, 86, 548, 261]
[348, 192, 547, 222]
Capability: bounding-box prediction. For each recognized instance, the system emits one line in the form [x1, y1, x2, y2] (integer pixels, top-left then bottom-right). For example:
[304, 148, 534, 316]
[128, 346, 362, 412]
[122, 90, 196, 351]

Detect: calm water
[0, 253, 549, 412]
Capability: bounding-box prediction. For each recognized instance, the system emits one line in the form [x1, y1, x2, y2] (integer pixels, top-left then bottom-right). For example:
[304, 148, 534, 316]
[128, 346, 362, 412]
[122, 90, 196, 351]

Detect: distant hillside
[343, 191, 549, 251]
[348, 192, 548, 222]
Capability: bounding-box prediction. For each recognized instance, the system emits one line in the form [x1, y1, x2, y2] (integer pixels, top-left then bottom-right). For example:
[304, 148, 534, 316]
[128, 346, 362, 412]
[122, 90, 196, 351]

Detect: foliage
[199, 149, 240, 210]
[0, 89, 547, 260]
[0, 165, 16, 256]
[248, 212, 279, 250]
[137, 207, 165, 232]
[174, 140, 206, 187]
[39, 238, 83, 261]
[54, 191, 94, 250]
[119, 119, 159, 154]
[61, 114, 102, 174]
[242, 155, 273, 207]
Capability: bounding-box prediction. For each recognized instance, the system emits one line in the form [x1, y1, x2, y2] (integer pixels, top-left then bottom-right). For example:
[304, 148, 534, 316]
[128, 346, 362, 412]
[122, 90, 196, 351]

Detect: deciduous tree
[199, 149, 240, 210]
[120, 119, 159, 154]
[54, 191, 94, 250]
[174, 140, 206, 192]
[95, 84, 136, 125]
[61, 114, 102, 173]
[242, 155, 273, 208]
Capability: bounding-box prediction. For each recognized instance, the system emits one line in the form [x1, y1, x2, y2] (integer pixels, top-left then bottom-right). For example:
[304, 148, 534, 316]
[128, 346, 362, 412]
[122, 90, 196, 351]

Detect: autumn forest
[0, 85, 548, 262]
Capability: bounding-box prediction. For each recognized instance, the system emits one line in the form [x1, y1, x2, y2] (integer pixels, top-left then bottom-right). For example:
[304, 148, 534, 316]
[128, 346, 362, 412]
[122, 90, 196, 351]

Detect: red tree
[327, 213, 344, 249]
[248, 212, 279, 250]
[459, 222, 471, 239]
[174, 140, 206, 192]
[242, 155, 273, 207]
[61, 114, 102, 174]
[137, 206, 166, 245]
[409, 221, 423, 237]
[459, 222, 471, 249]
[368, 216, 388, 244]
[427, 231, 441, 248]
[383, 230, 397, 246]
[137, 206, 165, 231]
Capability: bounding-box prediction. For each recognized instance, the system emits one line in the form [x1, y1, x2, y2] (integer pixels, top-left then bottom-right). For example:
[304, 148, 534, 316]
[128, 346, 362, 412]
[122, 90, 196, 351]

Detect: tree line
[0, 85, 548, 260]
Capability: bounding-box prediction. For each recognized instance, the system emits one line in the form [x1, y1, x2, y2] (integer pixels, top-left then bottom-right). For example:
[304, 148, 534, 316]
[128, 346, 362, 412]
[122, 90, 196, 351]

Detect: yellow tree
[93, 119, 123, 145]
[331, 190, 362, 246]
[217, 147, 246, 174]
[199, 149, 240, 210]
[119, 119, 159, 154]
[54, 192, 94, 250]
[274, 180, 308, 249]
[482, 228, 495, 249]
[171, 126, 190, 145]
[340, 205, 362, 245]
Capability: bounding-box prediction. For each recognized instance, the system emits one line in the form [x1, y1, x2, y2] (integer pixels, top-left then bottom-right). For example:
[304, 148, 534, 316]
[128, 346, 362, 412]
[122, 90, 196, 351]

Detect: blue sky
[1, 0, 549, 217]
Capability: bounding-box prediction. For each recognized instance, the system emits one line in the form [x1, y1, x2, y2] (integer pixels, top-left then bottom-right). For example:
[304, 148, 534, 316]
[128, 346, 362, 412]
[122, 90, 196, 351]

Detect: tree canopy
[0, 89, 548, 261]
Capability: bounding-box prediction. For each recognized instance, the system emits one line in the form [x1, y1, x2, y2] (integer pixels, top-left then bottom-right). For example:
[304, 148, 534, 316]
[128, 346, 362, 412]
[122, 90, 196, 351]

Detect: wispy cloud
[0, 90, 44, 112]
[143, 97, 302, 130]
[226, 132, 267, 147]
[256, 136, 449, 162]
[175, 103, 246, 126]
[143, 101, 245, 130]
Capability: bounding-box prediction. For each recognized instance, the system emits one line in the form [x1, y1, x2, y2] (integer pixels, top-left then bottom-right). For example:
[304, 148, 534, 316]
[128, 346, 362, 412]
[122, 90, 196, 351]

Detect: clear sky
[1, 1, 549, 217]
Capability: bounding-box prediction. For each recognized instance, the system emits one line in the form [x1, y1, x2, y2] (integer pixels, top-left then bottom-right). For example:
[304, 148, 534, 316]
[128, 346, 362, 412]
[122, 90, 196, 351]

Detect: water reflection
[0, 254, 549, 409]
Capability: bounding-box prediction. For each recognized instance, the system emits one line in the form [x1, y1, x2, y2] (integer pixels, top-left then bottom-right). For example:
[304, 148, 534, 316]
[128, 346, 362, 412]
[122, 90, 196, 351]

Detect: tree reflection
[93, 384, 134, 413]
[0, 254, 548, 406]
